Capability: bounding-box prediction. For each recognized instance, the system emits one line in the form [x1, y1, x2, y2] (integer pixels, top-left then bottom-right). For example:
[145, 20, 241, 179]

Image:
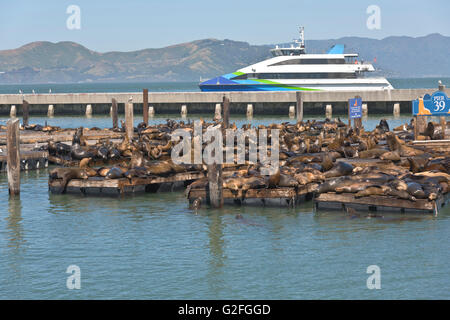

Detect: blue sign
[349, 97, 362, 119]
[412, 90, 450, 116]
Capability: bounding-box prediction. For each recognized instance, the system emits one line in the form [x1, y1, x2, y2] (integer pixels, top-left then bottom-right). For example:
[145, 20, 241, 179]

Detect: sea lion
[358, 148, 389, 159]
[355, 186, 387, 198]
[146, 160, 173, 176]
[324, 161, 354, 178]
[50, 168, 88, 193]
[189, 197, 202, 211]
[407, 157, 430, 173]
[406, 182, 426, 199]
[266, 169, 281, 188]
[97, 167, 110, 177]
[379, 151, 401, 161]
[317, 176, 353, 193]
[321, 154, 334, 171]
[278, 174, 299, 188]
[105, 167, 124, 179]
[71, 144, 93, 160]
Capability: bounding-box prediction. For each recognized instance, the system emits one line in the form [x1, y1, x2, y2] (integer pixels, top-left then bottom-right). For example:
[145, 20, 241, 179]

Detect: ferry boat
[199, 27, 393, 92]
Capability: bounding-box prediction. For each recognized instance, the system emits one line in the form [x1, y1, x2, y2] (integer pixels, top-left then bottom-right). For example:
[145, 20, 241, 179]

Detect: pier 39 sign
[413, 90, 450, 116]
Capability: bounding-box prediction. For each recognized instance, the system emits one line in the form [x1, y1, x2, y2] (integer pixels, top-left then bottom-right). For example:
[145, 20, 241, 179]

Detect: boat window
[254, 73, 357, 79]
[269, 59, 345, 66]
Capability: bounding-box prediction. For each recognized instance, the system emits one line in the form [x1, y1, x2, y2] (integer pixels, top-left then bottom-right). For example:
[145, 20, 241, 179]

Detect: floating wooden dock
[49, 171, 205, 195]
[187, 183, 318, 207]
[47, 154, 127, 167]
[314, 192, 450, 215]
[0, 150, 48, 171]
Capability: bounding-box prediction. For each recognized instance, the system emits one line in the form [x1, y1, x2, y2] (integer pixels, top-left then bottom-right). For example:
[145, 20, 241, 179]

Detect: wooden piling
[86, 104, 92, 117]
[7, 118, 20, 196]
[143, 89, 149, 126]
[325, 104, 332, 119]
[10, 105, 16, 117]
[222, 95, 230, 129]
[111, 98, 118, 129]
[440, 116, 447, 139]
[125, 100, 134, 141]
[48, 104, 54, 117]
[22, 100, 29, 126]
[296, 91, 303, 123]
[246, 104, 253, 118]
[207, 163, 223, 208]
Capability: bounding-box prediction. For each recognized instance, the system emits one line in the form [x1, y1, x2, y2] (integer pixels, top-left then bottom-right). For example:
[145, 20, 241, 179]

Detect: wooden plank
[315, 192, 435, 210]
[7, 118, 20, 196]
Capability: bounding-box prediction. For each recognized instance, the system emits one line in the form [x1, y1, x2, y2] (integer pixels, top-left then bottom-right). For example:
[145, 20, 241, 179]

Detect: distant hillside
[0, 33, 449, 84]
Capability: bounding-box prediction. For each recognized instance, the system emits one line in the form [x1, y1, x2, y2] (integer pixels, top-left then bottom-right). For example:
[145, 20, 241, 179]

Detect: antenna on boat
[299, 26, 305, 48]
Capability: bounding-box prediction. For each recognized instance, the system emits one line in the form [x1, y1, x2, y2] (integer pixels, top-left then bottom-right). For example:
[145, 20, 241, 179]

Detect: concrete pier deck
[1, 88, 448, 115]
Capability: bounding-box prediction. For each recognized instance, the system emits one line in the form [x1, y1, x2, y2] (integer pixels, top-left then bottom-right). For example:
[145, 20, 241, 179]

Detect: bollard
[149, 106, 155, 117]
[86, 104, 92, 117]
[246, 104, 253, 118]
[393, 103, 400, 117]
[362, 103, 368, 117]
[181, 105, 187, 117]
[289, 106, 295, 118]
[111, 98, 118, 129]
[215, 103, 222, 120]
[48, 105, 54, 117]
[296, 91, 303, 123]
[325, 104, 332, 119]
[10, 105, 16, 117]
[7, 118, 20, 196]
[125, 100, 134, 141]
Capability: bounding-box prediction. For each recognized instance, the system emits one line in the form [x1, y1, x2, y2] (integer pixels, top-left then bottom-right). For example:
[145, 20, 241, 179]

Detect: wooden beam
[207, 163, 223, 208]
[7, 118, 20, 196]
[143, 89, 149, 126]
[222, 95, 230, 129]
[111, 98, 118, 129]
[125, 100, 134, 141]
[296, 91, 303, 123]
[22, 100, 29, 127]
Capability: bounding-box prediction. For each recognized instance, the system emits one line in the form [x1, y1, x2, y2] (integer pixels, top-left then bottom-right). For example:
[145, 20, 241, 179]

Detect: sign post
[412, 90, 450, 140]
[348, 96, 362, 129]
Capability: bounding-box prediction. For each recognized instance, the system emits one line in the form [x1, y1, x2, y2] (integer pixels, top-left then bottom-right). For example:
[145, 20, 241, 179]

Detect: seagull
[128, 97, 133, 102]
[438, 80, 442, 85]
[32, 89, 35, 94]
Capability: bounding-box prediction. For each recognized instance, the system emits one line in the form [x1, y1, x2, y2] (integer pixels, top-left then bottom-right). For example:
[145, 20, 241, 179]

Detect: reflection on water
[0, 115, 449, 299]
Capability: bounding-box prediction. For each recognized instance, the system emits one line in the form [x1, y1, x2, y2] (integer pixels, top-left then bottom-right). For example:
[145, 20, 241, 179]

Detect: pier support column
[289, 106, 295, 119]
[48, 105, 54, 117]
[214, 103, 222, 120]
[325, 104, 332, 119]
[362, 103, 368, 117]
[149, 106, 155, 117]
[246, 104, 253, 118]
[86, 104, 92, 117]
[125, 100, 134, 141]
[10, 105, 16, 117]
[111, 98, 118, 129]
[393, 103, 400, 117]
[181, 105, 187, 118]
[7, 118, 20, 197]
[296, 92, 303, 123]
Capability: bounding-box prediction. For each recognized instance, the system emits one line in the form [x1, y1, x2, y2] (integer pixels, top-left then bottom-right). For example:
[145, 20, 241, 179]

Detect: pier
[1, 88, 449, 115]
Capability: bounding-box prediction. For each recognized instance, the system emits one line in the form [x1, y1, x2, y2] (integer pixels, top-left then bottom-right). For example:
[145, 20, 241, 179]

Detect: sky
[0, 0, 449, 52]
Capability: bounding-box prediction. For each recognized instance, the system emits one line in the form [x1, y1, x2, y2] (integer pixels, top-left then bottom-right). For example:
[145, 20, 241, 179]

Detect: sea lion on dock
[50, 168, 88, 193]
[355, 186, 387, 198]
[105, 167, 124, 179]
[379, 151, 401, 161]
[97, 167, 110, 177]
[146, 160, 173, 176]
[406, 182, 426, 199]
[317, 176, 353, 193]
[321, 154, 334, 172]
[358, 148, 389, 159]
[324, 161, 354, 178]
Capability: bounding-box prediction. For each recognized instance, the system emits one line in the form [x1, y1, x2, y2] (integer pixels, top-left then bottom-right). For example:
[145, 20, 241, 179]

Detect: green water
[0, 114, 449, 299]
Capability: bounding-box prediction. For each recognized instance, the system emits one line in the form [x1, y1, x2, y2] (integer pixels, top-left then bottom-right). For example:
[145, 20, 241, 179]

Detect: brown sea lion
[324, 161, 354, 178]
[406, 182, 426, 199]
[358, 148, 389, 159]
[355, 186, 387, 198]
[146, 161, 173, 176]
[50, 168, 88, 193]
[267, 169, 281, 188]
[106, 167, 124, 179]
[379, 151, 401, 161]
[321, 154, 334, 171]
[97, 167, 110, 177]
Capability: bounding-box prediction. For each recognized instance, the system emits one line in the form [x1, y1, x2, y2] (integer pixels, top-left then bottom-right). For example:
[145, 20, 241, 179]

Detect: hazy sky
[0, 0, 448, 52]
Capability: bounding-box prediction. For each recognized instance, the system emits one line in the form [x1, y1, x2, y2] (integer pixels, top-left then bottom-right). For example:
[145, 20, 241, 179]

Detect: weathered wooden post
[149, 106, 155, 117]
[207, 163, 223, 208]
[296, 91, 303, 123]
[222, 95, 230, 129]
[246, 104, 253, 118]
[125, 99, 134, 141]
[438, 83, 446, 139]
[181, 105, 188, 117]
[214, 103, 222, 120]
[362, 103, 368, 117]
[7, 118, 20, 196]
[85, 104, 92, 117]
[111, 98, 118, 129]
[289, 105, 295, 118]
[143, 89, 149, 126]
[393, 103, 400, 117]
[325, 104, 332, 119]
[22, 100, 29, 126]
